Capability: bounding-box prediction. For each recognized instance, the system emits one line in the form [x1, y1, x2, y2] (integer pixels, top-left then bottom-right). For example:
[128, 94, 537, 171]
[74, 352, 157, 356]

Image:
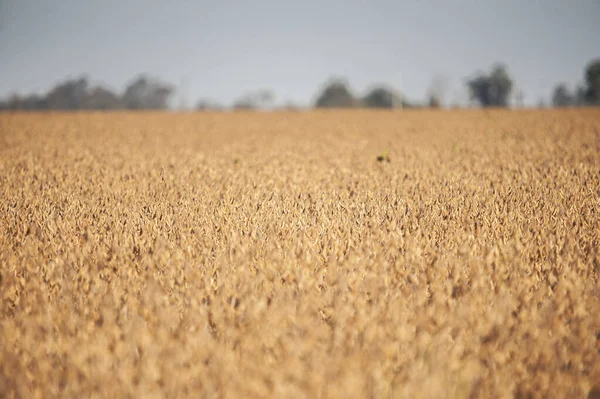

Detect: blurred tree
[466, 64, 513, 107]
[0, 75, 178, 111]
[232, 98, 255, 110]
[196, 99, 223, 111]
[427, 74, 449, 108]
[552, 84, 575, 107]
[428, 94, 441, 108]
[314, 78, 359, 108]
[1, 94, 47, 110]
[20, 94, 47, 110]
[584, 59, 600, 105]
[574, 86, 586, 106]
[362, 86, 404, 108]
[232, 89, 275, 110]
[256, 90, 275, 109]
[83, 87, 122, 110]
[122, 75, 174, 110]
[45, 77, 89, 110]
[0, 94, 22, 110]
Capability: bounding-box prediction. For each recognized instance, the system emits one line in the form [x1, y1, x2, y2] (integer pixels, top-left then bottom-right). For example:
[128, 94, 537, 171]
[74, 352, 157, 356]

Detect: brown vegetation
[1, 109, 599, 398]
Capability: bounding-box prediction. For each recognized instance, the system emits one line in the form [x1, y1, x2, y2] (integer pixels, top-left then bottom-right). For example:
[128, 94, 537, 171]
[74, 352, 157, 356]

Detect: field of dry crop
[1, 109, 600, 398]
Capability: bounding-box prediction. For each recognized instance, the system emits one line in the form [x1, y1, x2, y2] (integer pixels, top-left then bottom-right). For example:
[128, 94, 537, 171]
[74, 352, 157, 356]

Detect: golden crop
[1, 109, 599, 398]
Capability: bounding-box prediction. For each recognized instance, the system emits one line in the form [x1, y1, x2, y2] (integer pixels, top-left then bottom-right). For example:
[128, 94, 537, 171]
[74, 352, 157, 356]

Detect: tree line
[1, 58, 599, 111]
[0, 75, 174, 111]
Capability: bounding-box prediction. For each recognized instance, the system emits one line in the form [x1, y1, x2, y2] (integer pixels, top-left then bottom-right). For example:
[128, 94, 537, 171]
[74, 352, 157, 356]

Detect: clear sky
[1, 0, 598, 107]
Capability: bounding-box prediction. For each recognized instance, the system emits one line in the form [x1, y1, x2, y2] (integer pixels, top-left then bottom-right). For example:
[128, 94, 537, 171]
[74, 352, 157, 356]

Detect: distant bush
[314, 78, 360, 108]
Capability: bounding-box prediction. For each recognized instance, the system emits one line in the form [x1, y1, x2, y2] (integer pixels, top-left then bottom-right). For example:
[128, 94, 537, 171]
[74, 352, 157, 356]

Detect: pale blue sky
[1, 0, 598, 107]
